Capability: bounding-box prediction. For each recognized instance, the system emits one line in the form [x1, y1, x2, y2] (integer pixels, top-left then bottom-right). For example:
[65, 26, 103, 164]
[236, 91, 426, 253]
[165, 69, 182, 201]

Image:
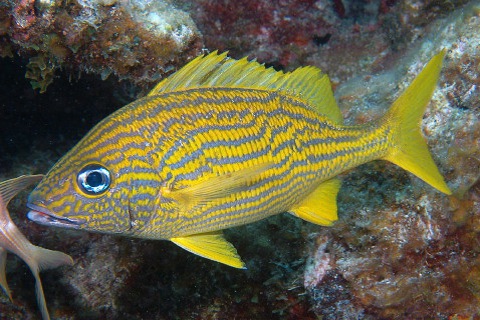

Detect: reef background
[1, 0, 479, 319]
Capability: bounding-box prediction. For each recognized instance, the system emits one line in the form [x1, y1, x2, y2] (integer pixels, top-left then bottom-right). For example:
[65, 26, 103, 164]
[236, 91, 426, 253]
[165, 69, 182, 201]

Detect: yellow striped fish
[27, 51, 451, 268]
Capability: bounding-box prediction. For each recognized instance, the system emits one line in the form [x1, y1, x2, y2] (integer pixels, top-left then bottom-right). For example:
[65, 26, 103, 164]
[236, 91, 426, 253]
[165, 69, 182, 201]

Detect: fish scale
[46, 89, 384, 234]
[27, 51, 451, 268]
[67, 88, 393, 237]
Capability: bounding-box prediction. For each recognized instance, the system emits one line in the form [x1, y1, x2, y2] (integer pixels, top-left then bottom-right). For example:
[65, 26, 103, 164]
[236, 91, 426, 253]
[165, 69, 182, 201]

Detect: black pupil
[86, 171, 103, 187]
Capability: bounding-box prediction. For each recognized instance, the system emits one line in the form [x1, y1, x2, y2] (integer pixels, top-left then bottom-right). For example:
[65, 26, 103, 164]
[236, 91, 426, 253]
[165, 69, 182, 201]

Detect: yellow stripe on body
[121, 88, 394, 238]
[36, 86, 393, 238]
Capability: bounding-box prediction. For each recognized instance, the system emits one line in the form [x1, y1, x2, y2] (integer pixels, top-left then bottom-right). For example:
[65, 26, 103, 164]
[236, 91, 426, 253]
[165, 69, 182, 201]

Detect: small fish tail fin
[382, 50, 451, 195]
[27, 246, 72, 320]
[0, 248, 12, 301]
[30, 245, 73, 271]
[33, 272, 50, 320]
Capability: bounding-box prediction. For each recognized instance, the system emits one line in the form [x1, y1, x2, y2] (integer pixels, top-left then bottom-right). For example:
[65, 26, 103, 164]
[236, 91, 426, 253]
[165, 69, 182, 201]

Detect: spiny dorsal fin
[148, 51, 343, 124]
[171, 231, 246, 268]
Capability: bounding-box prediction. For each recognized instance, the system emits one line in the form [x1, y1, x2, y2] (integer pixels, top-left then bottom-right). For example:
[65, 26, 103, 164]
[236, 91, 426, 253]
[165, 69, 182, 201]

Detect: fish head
[26, 128, 165, 235]
[27, 155, 135, 234]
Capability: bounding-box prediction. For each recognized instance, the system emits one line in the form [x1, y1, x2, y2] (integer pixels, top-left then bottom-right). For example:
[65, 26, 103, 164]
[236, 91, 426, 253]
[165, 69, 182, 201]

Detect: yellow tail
[383, 50, 451, 195]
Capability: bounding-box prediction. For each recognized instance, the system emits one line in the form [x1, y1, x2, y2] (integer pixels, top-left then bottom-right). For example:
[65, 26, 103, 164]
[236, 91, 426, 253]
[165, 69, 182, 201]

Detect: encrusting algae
[0, 175, 73, 320]
[27, 50, 451, 269]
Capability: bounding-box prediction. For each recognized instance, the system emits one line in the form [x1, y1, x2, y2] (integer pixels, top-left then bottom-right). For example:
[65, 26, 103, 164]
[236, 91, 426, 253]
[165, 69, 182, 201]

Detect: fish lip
[26, 203, 84, 229]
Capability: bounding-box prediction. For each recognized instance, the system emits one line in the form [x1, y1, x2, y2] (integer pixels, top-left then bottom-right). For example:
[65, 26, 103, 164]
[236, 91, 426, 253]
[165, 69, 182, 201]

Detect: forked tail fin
[382, 50, 451, 195]
[28, 245, 73, 320]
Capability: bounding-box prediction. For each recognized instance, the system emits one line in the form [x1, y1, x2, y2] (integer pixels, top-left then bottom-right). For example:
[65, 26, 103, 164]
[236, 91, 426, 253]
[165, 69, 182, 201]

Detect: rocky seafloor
[0, 0, 479, 319]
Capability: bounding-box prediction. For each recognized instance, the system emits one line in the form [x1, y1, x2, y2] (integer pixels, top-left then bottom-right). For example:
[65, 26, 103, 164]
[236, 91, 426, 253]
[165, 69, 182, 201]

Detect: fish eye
[77, 164, 111, 196]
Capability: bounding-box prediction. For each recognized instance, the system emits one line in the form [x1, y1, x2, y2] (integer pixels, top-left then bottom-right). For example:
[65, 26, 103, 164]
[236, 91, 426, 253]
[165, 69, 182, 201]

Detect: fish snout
[26, 203, 84, 229]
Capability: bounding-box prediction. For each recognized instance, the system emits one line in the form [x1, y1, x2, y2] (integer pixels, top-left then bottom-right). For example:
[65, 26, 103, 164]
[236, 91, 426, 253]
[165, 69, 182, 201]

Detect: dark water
[0, 56, 313, 319]
[0, 56, 124, 174]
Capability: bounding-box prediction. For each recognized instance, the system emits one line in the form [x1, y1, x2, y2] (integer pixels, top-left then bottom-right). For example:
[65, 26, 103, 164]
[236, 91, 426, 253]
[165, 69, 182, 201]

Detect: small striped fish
[27, 51, 451, 268]
[0, 175, 72, 320]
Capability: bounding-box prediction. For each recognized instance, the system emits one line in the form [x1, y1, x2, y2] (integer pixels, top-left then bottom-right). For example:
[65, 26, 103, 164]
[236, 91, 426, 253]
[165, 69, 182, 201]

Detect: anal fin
[171, 232, 246, 269]
[289, 178, 341, 226]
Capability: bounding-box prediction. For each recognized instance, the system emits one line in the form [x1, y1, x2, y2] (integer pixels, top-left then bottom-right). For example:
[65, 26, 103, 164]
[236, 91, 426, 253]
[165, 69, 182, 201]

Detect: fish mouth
[27, 204, 84, 229]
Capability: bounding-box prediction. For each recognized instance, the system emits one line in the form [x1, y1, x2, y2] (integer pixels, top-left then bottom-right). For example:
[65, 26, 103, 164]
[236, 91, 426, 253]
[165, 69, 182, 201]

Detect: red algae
[190, 0, 339, 68]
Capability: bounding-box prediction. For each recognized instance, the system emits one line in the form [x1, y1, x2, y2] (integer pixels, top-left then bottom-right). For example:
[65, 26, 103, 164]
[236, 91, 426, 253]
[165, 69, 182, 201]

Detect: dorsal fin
[148, 51, 343, 124]
[0, 175, 43, 205]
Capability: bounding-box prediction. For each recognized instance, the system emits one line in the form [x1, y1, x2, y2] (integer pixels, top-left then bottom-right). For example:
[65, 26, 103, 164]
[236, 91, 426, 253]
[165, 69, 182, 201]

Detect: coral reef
[188, 0, 473, 79]
[1, 0, 202, 92]
[25, 54, 56, 93]
[304, 2, 480, 318]
[186, 0, 340, 68]
[0, 0, 479, 319]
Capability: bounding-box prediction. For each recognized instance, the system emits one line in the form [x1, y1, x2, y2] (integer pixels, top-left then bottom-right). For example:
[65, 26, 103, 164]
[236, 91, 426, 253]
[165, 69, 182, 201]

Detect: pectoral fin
[171, 232, 246, 269]
[289, 178, 341, 226]
[165, 162, 273, 212]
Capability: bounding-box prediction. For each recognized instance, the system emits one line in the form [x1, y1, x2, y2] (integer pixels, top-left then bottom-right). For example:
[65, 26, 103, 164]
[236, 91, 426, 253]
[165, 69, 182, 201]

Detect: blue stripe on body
[184, 156, 317, 221]
[161, 117, 261, 170]
[206, 144, 271, 165]
[180, 171, 319, 232]
[174, 165, 212, 182]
